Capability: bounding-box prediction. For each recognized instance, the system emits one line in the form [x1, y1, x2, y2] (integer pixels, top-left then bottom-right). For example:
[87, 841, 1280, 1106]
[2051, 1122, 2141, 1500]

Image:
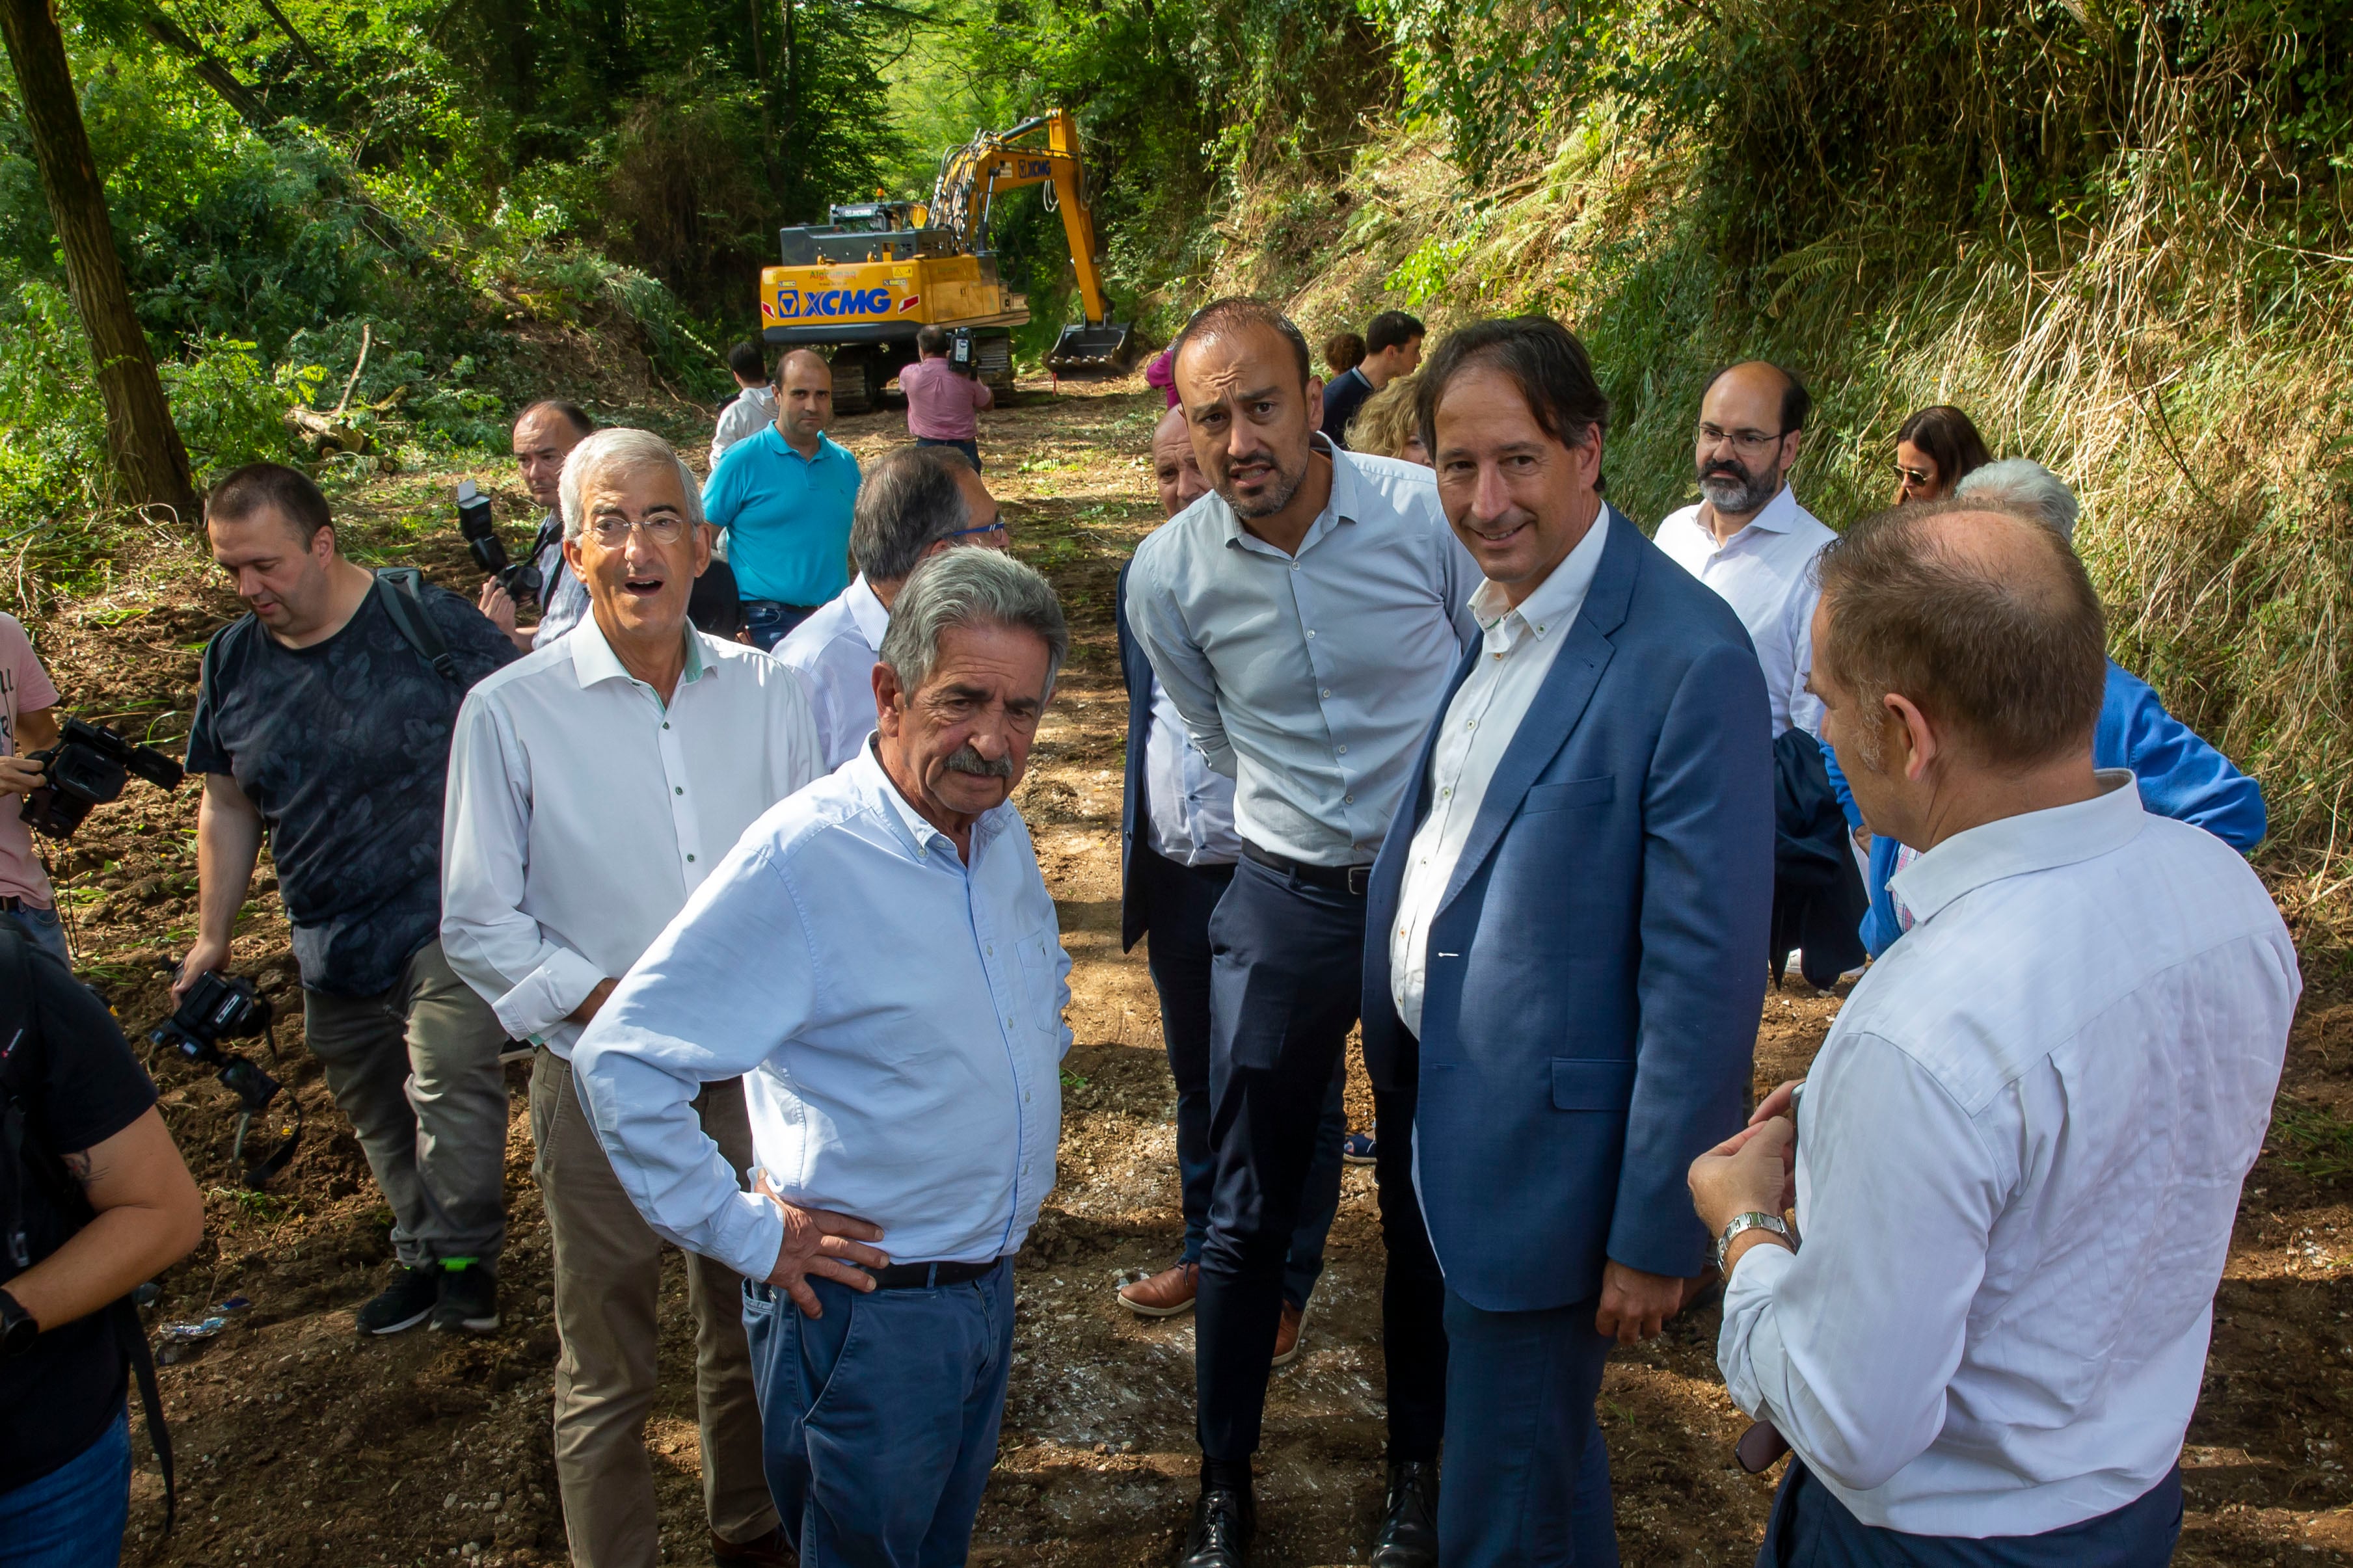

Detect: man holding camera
[900, 325, 993, 472]
[442, 428, 822, 1568]
[182, 462, 520, 1338]
[480, 400, 597, 654]
[0, 611, 68, 965]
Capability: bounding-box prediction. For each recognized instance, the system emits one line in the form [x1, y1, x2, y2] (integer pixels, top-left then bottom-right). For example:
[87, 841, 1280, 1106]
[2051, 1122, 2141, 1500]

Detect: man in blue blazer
[1363, 317, 1775, 1565]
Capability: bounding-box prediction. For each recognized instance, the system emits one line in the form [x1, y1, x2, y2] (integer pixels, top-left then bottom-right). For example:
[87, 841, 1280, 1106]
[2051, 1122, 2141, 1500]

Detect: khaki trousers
[529, 1048, 777, 1568]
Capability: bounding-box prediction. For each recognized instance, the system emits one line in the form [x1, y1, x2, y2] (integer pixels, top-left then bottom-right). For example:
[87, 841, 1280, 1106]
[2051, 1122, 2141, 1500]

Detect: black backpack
[0, 925, 177, 1528]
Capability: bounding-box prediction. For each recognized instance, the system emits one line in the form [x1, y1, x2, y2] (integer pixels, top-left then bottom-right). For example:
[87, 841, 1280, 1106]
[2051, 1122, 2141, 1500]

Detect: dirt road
[16, 378, 2350, 1566]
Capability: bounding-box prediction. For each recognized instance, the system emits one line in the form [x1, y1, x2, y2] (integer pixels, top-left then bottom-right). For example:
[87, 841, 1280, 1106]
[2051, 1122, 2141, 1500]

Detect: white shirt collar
[1717, 482, 1803, 540]
[1469, 509, 1611, 640]
[854, 737, 1010, 862]
[1888, 769, 2145, 931]
[565, 615, 711, 695]
[846, 574, 890, 652]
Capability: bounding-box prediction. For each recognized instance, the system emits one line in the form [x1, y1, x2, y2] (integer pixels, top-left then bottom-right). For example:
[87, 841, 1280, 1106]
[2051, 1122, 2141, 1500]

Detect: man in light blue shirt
[701, 349, 862, 651]
[572, 548, 1071, 1566]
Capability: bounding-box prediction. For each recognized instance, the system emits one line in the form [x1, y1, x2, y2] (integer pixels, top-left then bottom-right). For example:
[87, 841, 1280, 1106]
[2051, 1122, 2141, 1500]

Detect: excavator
[756, 109, 1140, 413]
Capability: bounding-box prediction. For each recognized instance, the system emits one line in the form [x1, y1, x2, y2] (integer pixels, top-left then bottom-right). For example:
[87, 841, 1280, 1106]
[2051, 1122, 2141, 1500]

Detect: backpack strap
[373, 569, 461, 684]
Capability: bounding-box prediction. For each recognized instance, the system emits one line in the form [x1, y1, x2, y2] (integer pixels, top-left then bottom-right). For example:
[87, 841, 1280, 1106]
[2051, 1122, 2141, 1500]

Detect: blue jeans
[913, 437, 981, 473]
[742, 1261, 1014, 1567]
[742, 601, 818, 653]
[5, 904, 70, 966]
[0, 1409, 129, 1568]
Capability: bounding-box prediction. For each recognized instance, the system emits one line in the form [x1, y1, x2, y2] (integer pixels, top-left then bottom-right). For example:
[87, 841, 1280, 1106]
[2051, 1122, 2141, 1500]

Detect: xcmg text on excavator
[757, 109, 1138, 412]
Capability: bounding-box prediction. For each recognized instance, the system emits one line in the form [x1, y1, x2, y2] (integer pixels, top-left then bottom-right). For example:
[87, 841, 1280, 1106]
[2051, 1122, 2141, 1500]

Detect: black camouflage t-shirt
[185, 579, 518, 996]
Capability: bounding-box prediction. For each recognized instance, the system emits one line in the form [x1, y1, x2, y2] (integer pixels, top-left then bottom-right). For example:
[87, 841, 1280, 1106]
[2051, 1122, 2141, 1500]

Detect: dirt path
[14, 379, 2350, 1567]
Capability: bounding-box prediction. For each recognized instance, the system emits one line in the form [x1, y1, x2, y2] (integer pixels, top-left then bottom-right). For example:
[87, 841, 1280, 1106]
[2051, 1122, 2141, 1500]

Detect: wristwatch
[1713, 1212, 1794, 1275]
[0, 1288, 38, 1357]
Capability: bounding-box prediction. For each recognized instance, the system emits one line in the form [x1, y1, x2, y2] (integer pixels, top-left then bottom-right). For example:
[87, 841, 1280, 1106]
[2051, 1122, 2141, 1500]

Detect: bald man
[1654, 362, 1835, 737]
[1112, 408, 1350, 1348]
[702, 349, 862, 650]
[1692, 501, 2296, 1565]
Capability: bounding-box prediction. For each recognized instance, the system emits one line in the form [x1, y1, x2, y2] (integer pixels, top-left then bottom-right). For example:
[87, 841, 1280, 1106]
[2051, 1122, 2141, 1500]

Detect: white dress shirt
[1719, 773, 2298, 1536]
[569, 742, 1073, 1283]
[776, 574, 890, 769]
[710, 385, 777, 462]
[439, 619, 823, 1059]
[1653, 486, 1833, 736]
[1389, 512, 1611, 1036]
[1143, 673, 1239, 866]
[1127, 440, 1477, 865]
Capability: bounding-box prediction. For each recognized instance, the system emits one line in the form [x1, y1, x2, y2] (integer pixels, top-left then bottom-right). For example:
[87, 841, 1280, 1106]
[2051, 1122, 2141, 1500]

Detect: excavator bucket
[1047, 321, 1140, 378]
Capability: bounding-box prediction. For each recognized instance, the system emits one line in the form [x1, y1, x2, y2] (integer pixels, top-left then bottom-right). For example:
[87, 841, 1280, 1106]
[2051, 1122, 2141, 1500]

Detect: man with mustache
[1653, 362, 1835, 739]
[1127, 297, 1472, 1568]
[440, 428, 824, 1568]
[572, 548, 1073, 1564]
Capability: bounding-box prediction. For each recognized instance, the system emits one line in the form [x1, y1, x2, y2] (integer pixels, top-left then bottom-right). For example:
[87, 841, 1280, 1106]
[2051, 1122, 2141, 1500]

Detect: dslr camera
[19, 716, 185, 840]
[948, 328, 977, 377]
[457, 479, 543, 611]
[153, 968, 301, 1186]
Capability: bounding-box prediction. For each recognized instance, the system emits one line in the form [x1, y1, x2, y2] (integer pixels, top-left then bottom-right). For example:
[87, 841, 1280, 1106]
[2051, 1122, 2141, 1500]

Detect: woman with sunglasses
[1892, 405, 1991, 503]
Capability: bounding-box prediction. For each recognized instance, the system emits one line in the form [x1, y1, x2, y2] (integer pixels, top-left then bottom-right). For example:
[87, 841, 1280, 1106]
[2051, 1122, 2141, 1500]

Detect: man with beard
[1128, 298, 1471, 1568]
[1654, 363, 1835, 739]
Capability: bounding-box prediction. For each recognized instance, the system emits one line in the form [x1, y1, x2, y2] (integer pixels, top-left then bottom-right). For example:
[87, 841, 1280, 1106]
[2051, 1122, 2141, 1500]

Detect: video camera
[19, 716, 186, 840]
[152, 969, 301, 1188]
[949, 328, 976, 376]
[457, 479, 543, 611]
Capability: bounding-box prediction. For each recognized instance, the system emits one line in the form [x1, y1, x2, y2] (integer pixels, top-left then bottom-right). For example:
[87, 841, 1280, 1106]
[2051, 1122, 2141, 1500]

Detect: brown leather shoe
[711, 1527, 795, 1568]
[1271, 1297, 1308, 1368]
[1117, 1259, 1200, 1317]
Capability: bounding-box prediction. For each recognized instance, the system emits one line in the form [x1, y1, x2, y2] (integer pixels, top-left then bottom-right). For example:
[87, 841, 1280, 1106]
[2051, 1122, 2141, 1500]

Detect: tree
[1, 0, 198, 522]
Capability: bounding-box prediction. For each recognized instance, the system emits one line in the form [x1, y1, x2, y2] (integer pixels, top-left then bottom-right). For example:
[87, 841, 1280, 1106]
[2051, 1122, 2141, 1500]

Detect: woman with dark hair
[1892, 405, 1991, 502]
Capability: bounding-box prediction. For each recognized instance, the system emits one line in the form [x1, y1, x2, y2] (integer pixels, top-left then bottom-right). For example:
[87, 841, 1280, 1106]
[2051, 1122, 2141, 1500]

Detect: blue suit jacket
[1830, 658, 2268, 957]
[1115, 562, 1155, 953]
[1362, 510, 1776, 1313]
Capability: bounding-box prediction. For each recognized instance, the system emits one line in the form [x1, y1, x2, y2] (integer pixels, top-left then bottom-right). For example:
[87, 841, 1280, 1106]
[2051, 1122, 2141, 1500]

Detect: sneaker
[1270, 1297, 1308, 1368]
[1117, 1259, 1200, 1318]
[1342, 1130, 1377, 1165]
[429, 1260, 501, 1335]
[355, 1264, 441, 1336]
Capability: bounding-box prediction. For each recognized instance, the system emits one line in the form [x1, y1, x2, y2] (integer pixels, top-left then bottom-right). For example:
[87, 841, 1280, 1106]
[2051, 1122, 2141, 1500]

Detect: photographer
[1, 925, 204, 1567]
[180, 463, 519, 1338]
[479, 401, 595, 654]
[0, 611, 66, 964]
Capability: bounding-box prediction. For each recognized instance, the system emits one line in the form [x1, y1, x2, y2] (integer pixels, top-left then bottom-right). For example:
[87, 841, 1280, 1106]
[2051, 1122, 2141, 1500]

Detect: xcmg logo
[772, 286, 894, 319]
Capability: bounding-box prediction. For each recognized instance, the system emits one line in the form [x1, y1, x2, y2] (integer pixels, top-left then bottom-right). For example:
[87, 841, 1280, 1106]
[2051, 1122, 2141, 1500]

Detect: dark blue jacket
[1831, 658, 2268, 957]
[1362, 511, 1776, 1312]
[1115, 562, 1155, 953]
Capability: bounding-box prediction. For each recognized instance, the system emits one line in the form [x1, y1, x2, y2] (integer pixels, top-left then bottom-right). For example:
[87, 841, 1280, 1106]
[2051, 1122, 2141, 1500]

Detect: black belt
[0, 896, 27, 912]
[865, 1257, 1002, 1290]
[1241, 841, 1374, 896]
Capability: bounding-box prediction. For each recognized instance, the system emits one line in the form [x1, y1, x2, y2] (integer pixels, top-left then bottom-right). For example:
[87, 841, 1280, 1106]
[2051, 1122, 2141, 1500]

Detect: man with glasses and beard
[1654, 363, 1835, 739]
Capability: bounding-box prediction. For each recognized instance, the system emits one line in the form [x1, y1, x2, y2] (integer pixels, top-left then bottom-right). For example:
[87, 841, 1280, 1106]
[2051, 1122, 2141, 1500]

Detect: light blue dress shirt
[569, 743, 1073, 1282]
[700, 425, 861, 607]
[1125, 440, 1478, 866]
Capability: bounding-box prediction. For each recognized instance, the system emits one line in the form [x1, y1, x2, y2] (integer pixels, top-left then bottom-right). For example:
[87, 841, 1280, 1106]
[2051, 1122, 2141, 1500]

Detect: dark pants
[1136, 847, 1345, 1309]
[1194, 854, 1447, 1463]
[742, 1261, 1014, 1567]
[1758, 1461, 2184, 1567]
[742, 600, 818, 652]
[914, 436, 981, 472]
[1438, 1288, 1617, 1567]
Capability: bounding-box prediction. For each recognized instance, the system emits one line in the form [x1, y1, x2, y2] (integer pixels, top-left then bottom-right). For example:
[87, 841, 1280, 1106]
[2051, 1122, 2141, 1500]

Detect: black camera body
[949, 328, 977, 377]
[152, 970, 278, 1114]
[458, 479, 542, 610]
[20, 716, 186, 840]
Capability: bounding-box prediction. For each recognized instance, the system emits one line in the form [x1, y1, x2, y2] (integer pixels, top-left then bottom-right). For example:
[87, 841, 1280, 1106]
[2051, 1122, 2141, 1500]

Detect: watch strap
[1714, 1211, 1792, 1274]
[0, 1286, 36, 1355]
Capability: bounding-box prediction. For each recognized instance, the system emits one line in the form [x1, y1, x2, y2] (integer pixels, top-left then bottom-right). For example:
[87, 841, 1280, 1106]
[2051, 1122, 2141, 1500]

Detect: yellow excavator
[756, 109, 1138, 412]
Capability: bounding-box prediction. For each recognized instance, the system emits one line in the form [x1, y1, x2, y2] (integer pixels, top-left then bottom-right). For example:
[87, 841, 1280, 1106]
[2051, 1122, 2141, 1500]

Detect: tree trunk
[0, 0, 198, 523]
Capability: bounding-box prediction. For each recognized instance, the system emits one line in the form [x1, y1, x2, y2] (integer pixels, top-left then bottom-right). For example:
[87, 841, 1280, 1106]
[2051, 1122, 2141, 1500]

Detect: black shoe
[1179, 1485, 1255, 1567]
[1370, 1460, 1438, 1567]
[429, 1260, 501, 1335]
[355, 1264, 442, 1336]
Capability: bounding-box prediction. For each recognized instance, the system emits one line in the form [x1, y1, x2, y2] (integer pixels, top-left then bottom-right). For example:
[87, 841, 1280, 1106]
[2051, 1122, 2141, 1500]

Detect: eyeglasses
[585, 514, 690, 545]
[948, 521, 1008, 541]
[1894, 464, 1934, 489]
[1695, 423, 1791, 454]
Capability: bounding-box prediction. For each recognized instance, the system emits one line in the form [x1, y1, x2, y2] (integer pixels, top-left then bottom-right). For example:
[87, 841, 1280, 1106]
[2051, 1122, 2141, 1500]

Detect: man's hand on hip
[1595, 1261, 1689, 1346]
[755, 1171, 889, 1318]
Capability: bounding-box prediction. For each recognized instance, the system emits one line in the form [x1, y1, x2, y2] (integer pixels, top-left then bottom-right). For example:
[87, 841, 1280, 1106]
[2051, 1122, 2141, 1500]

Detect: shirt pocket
[1017, 932, 1066, 1035]
[1522, 775, 1615, 816]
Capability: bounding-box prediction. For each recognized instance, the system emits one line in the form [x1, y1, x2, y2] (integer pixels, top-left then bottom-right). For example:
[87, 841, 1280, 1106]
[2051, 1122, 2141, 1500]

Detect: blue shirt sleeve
[2097, 661, 2266, 852]
[702, 442, 746, 530]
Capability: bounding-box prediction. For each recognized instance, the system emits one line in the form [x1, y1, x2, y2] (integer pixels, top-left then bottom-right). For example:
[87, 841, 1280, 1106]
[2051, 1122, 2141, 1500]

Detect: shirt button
[1336, 744, 1348, 755]
[1321, 688, 1331, 698]
[1306, 630, 1317, 638]
[674, 786, 684, 795]
[686, 853, 695, 862]
[1344, 793, 1354, 804]
[1291, 561, 1301, 571]
[1442, 788, 1451, 797]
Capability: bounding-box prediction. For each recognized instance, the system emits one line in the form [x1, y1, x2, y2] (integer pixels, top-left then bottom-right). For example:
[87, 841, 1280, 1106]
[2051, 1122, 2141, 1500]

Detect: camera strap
[372, 569, 461, 684]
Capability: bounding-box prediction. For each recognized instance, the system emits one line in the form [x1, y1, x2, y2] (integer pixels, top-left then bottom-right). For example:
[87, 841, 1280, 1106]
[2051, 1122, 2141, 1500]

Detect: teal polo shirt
[701, 425, 862, 606]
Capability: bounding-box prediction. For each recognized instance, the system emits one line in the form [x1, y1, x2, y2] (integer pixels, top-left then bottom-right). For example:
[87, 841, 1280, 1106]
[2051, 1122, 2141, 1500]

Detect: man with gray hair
[574, 547, 1073, 1563]
[1952, 456, 2082, 539]
[442, 427, 824, 1568]
[778, 445, 1010, 769]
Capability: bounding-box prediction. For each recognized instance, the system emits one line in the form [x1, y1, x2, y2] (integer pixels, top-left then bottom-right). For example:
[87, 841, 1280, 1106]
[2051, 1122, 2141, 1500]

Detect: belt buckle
[1346, 865, 1371, 897]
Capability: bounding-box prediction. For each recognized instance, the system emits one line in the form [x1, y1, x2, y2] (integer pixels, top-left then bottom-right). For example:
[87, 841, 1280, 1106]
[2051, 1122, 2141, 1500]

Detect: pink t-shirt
[0, 613, 61, 907]
[900, 356, 993, 441]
